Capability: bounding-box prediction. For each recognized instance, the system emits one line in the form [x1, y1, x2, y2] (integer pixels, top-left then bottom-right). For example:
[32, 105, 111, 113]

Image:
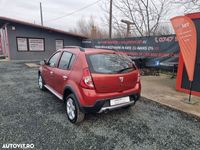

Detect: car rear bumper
[78, 82, 141, 107]
[80, 93, 140, 113]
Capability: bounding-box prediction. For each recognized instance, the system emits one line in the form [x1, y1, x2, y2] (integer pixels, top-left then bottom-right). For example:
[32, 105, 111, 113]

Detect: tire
[38, 74, 45, 90]
[65, 94, 85, 124]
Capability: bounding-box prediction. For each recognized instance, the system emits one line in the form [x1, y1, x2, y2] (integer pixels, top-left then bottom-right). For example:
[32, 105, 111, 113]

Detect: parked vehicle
[38, 46, 141, 123]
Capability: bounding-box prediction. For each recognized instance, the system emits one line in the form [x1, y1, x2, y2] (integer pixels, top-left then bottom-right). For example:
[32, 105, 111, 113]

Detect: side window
[48, 52, 61, 67]
[58, 52, 73, 70]
[68, 55, 75, 69]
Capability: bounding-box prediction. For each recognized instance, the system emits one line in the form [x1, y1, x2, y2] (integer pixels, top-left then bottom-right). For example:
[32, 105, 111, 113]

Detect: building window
[16, 37, 45, 52]
[17, 37, 28, 51]
[28, 38, 45, 51]
[55, 39, 64, 50]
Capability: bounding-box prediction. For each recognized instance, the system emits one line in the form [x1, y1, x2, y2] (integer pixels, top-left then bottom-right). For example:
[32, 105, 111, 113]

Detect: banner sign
[171, 16, 197, 81]
[82, 35, 179, 67]
[17, 38, 28, 51]
[28, 38, 44, 51]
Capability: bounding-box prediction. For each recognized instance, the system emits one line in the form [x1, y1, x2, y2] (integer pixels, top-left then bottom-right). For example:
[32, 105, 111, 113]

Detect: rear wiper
[117, 67, 133, 73]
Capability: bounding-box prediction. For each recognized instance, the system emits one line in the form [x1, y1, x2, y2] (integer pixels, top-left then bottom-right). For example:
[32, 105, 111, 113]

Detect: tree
[71, 16, 109, 39]
[173, 0, 200, 13]
[101, 0, 173, 37]
[155, 23, 172, 36]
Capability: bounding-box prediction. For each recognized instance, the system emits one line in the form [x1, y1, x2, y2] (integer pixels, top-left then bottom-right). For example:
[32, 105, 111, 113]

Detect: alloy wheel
[66, 98, 76, 120]
[38, 75, 43, 89]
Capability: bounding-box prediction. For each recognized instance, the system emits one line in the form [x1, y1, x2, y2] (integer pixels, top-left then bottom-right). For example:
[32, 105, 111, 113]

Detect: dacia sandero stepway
[38, 46, 141, 123]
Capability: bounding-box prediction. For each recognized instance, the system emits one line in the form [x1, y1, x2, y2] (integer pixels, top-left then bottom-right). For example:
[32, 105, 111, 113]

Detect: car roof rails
[95, 47, 118, 52]
[64, 46, 85, 52]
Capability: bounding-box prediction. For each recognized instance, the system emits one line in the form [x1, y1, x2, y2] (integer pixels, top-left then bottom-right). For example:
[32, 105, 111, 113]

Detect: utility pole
[109, 0, 113, 39]
[40, 2, 43, 26]
[121, 19, 134, 37]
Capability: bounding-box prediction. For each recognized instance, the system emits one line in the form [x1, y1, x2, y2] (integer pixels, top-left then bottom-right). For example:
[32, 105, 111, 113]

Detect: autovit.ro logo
[2, 143, 34, 149]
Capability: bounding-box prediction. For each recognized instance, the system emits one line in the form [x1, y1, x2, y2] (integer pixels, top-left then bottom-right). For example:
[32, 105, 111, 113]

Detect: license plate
[110, 96, 130, 106]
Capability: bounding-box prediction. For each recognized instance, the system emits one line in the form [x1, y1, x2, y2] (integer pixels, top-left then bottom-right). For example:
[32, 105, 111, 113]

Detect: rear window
[87, 53, 136, 74]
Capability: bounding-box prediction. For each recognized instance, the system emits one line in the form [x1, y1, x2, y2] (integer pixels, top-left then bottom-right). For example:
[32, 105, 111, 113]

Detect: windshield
[87, 53, 136, 74]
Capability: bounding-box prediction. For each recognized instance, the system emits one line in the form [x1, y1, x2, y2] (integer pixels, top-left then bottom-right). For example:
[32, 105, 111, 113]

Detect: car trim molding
[44, 85, 63, 100]
[98, 100, 135, 113]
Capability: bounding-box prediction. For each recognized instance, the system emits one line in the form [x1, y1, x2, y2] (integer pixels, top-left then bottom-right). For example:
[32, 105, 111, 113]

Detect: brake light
[80, 68, 94, 89]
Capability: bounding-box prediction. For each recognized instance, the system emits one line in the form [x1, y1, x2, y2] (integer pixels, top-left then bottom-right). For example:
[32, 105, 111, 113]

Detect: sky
[0, 0, 104, 31]
[0, 0, 193, 33]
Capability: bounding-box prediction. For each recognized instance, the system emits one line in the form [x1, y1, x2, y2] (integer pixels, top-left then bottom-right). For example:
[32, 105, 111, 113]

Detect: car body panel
[53, 68, 70, 95]
[91, 70, 139, 93]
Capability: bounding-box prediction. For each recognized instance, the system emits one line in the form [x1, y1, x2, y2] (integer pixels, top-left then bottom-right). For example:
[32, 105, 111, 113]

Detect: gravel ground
[0, 62, 200, 150]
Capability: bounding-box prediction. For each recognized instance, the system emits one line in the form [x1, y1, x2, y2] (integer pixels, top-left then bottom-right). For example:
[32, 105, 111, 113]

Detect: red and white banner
[171, 16, 197, 81]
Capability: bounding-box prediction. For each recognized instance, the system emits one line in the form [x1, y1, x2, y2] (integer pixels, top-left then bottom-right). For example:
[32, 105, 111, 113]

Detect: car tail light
[80, 68, 94, 89]
[137, 73, 140, 83]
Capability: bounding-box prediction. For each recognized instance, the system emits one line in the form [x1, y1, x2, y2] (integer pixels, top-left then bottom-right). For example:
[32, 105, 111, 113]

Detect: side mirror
[40, 59, 48, 65]
[44, 59, 48, 65]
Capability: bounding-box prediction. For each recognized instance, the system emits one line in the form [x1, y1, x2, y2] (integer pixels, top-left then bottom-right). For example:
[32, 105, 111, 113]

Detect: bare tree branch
[101, 0, 173, 37]
[173, 0, 200, 13]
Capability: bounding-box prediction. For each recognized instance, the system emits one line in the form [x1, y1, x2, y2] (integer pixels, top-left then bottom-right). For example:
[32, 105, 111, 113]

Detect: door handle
[50, 71, 54, 75]
[63, 75, 68, 80]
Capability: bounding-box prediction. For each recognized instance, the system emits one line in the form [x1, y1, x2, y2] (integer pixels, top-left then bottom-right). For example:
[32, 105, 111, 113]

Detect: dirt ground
[141, 75, 200, 117]
[0, 62, 200, 150]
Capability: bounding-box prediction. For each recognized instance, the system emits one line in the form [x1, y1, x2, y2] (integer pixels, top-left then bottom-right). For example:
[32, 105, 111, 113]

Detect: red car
[38, 46, 141, 123]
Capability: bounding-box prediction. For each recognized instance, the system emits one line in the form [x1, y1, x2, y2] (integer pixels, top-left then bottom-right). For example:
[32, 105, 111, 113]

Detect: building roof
[0, 16, 87, 39]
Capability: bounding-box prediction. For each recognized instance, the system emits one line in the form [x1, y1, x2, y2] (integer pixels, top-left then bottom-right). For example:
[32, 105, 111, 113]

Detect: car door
[53, 51, 75, 95]
[43, 51, 61, 88]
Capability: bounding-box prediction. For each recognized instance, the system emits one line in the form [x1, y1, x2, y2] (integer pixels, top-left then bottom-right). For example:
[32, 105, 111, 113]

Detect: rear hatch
[87, 53, 138, 93]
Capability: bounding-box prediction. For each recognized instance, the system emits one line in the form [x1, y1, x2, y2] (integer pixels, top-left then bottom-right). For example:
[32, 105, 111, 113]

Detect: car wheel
[65, 94, 85, 124]
[38, 74, 45, 90]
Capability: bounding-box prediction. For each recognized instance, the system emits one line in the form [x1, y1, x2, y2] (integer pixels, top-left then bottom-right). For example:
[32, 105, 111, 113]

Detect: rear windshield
[87, 53, 136, 74]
